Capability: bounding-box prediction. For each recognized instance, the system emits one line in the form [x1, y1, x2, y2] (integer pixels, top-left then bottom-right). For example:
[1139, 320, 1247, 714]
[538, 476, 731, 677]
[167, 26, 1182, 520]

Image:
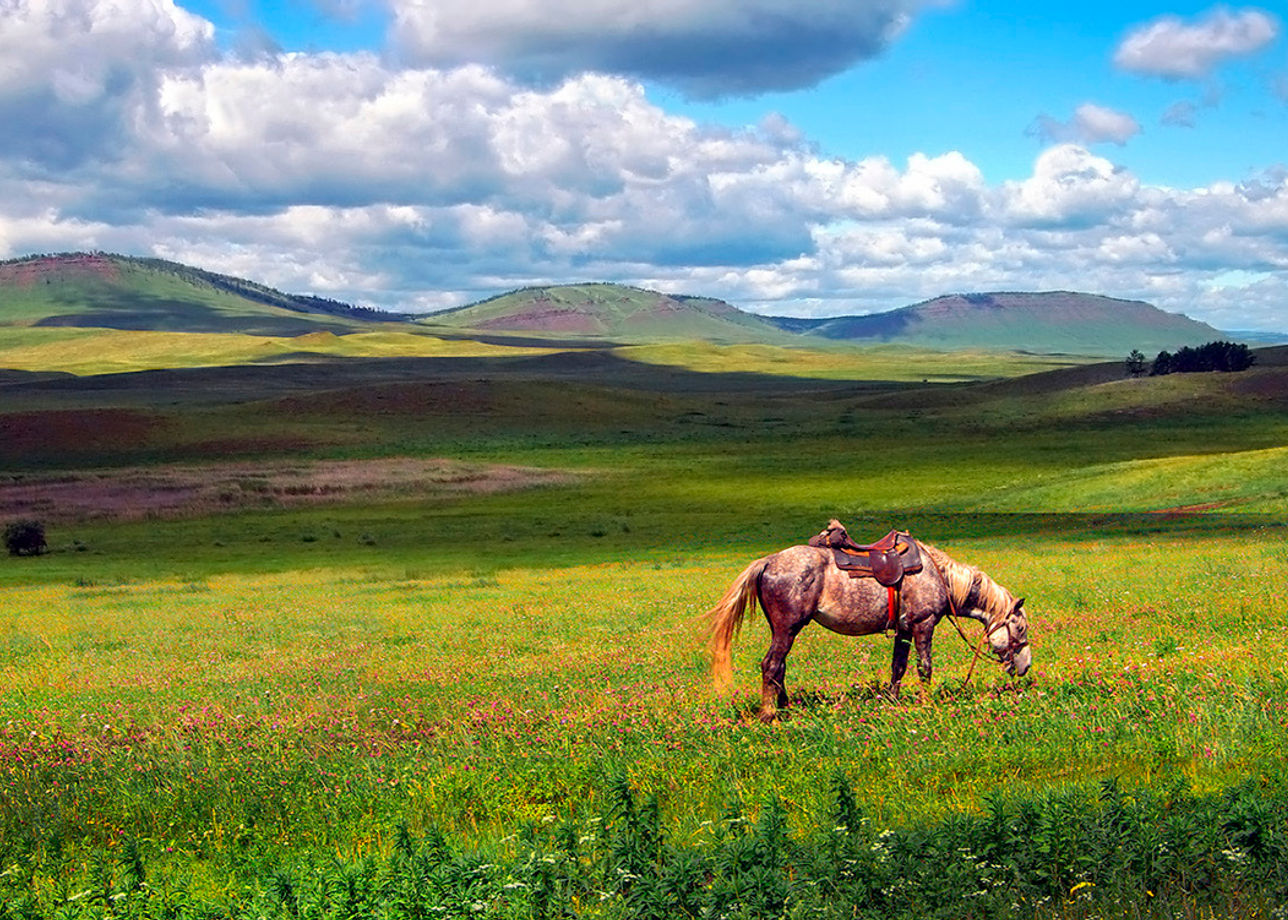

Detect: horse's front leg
[759, 625, 801, 723]
[888, 632, 913, 699]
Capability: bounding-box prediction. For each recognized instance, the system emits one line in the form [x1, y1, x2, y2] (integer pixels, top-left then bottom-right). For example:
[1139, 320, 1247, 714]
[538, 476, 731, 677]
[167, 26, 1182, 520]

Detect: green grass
[614, 342, 1087, 382]
[0, 256, 351, 332]
[978, 444, 1288, 512]
[4, 520, 1288, 916]
[2, 340, 1288, 916]
[0, 325, 1081, 382]
[0, 328, 559, 375]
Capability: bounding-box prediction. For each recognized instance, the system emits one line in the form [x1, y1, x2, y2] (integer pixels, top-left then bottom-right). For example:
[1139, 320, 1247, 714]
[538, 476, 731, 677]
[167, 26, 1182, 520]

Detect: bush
[4, 774, 1286, 918]
[4, 520, 47, 557]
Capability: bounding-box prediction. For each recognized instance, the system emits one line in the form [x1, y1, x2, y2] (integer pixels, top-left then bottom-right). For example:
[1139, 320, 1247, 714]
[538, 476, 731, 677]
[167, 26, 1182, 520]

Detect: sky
[2, 0, 1287, 331]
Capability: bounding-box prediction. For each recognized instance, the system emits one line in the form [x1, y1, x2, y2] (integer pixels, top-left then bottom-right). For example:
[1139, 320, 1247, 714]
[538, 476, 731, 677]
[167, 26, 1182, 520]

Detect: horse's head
[987, 597, 1031, 677]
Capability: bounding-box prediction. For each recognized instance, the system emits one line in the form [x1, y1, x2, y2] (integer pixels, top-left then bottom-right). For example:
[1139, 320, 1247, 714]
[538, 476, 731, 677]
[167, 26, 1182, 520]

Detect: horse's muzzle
[1008, 645, 1032, 677]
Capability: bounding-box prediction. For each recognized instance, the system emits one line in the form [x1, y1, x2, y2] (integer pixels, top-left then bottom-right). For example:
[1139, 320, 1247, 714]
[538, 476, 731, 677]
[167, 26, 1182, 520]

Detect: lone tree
[1125, 349, 1147, 377]
[4, 520, 47, 556]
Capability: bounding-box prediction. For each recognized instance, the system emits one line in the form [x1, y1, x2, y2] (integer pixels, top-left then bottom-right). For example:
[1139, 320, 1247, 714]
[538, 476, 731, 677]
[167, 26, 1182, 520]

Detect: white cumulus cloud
[2, 0, 1288, 332]
[1002, 145, 1140, 227]
[0, 0, 214, 168]
[1114, 7, 1279, 79]
[1029, 103, 1142, 146]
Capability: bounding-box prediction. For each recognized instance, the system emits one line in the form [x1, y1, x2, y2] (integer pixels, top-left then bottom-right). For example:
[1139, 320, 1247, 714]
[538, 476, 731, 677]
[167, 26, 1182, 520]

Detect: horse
[705, 530, 1031, 721]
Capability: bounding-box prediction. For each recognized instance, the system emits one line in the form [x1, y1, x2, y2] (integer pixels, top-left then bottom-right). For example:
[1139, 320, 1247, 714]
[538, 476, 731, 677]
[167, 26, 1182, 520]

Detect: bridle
[944, 572, 1029, 682]
[986, 614, 1028, 667]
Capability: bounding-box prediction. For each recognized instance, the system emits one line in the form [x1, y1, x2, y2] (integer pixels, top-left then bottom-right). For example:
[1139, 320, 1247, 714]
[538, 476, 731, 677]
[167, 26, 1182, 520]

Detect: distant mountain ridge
[766, 291, 1223, 355]
[0, 252, 1245, 355]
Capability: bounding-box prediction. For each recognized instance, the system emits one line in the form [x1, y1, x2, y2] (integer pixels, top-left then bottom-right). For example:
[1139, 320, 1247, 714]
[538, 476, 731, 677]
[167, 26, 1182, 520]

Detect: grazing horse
[705, 534, 1031, 721]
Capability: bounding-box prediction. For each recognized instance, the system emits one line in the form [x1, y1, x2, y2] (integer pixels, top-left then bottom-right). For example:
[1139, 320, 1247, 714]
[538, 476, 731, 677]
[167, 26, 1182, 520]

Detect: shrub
[4, 520, 47, 557]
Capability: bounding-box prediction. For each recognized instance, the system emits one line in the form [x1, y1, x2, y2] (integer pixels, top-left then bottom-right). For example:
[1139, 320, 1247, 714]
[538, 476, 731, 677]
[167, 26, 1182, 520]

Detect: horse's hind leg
[888, 632, 913, 699]
[890, 626, 936, 701]
[756, 558, 817, 722]
[759, 623, 802, 722]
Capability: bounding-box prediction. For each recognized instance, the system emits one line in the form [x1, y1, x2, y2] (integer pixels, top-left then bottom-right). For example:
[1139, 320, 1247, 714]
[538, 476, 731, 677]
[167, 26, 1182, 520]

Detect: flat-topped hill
[771, 291, 1223, 355]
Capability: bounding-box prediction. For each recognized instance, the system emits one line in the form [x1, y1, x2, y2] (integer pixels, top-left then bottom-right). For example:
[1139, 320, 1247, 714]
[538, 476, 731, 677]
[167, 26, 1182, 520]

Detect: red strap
[886, 585, 897, 629]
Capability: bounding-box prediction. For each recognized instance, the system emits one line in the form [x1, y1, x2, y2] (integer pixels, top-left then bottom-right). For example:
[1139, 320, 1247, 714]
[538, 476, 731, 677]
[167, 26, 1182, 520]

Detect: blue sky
[1, 0, 1286, 330]
[666, 1, 1284, 189]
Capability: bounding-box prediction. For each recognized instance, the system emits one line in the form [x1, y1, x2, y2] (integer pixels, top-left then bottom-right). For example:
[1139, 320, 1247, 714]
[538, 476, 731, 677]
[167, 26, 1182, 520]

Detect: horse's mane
[918, 541, 1014, 622]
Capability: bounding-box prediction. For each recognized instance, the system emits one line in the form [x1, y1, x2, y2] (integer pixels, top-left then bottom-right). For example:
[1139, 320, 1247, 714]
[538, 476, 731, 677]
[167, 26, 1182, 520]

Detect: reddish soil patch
[0, 254, 121, 287]
[1147, 500, 1238, 518]
[183, 437, 320, 456]
[476, 305, 602, 334]
[0, 457, 574, 524]
[271, 381, 497, 417]
[2, 409, 167, 457]
[1230, 366, 1288, 400]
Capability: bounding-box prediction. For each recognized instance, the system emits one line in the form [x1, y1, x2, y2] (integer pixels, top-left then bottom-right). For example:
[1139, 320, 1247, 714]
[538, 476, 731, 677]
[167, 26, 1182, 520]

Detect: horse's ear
[1013, 597, 1026, 612]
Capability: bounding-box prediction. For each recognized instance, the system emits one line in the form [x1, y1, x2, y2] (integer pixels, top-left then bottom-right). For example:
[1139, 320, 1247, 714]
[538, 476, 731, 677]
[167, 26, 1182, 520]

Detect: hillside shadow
[725, 510, 1288, 547]
[5, 349, 906, 406]
[35, 291, 353, 336]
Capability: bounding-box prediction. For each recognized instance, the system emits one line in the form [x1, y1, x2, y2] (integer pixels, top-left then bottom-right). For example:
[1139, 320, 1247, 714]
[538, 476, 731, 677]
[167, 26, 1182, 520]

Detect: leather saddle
[807, 520, 923, 586]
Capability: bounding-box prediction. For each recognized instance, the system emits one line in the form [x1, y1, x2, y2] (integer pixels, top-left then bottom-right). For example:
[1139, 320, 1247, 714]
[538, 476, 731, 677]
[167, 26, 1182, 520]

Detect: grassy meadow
[0, 328, 561, 376]
[2, 334, 1288, 917]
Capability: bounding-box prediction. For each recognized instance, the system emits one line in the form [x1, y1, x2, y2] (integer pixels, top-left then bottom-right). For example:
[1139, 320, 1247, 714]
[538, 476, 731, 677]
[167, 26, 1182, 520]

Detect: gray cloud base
[389, 0, 917, 97]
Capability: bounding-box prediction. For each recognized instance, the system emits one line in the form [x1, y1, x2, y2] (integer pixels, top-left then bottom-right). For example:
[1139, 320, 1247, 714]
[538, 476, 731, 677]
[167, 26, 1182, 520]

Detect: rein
[942, 569, 999, 687]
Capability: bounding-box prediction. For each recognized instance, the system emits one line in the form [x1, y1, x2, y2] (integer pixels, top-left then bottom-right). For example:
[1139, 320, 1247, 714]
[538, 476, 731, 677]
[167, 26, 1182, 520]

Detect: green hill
[769, 291, 1223, 355]
[436, 285, 1233, 355]
[422, 283, 794, 344]
[0, 253, 397, 336]
[0, 254, 1246, 357]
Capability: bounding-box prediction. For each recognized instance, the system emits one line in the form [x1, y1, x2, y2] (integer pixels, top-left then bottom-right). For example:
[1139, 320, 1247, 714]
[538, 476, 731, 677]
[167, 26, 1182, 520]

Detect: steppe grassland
[613, 341, 1085, 381]
[5, 522, 1287, 845]
[2, 340, 1288, 911]
[0, 325, 1093, 380]
[0, 328, 559, 375]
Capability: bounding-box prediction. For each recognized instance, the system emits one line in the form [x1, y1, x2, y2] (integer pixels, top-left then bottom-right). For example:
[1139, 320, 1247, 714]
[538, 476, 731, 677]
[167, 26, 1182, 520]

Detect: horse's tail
[704, 556, 770, 691]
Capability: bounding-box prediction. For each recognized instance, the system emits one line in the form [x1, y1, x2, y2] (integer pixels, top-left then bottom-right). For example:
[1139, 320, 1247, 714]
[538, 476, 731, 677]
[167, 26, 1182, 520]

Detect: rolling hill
[422, 283, 793, 344]
[0, 253, 1248, 356]
[0, 252, 399, 336]
[427, 286, 1233, 355]
[769, 291, 1223, 355]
